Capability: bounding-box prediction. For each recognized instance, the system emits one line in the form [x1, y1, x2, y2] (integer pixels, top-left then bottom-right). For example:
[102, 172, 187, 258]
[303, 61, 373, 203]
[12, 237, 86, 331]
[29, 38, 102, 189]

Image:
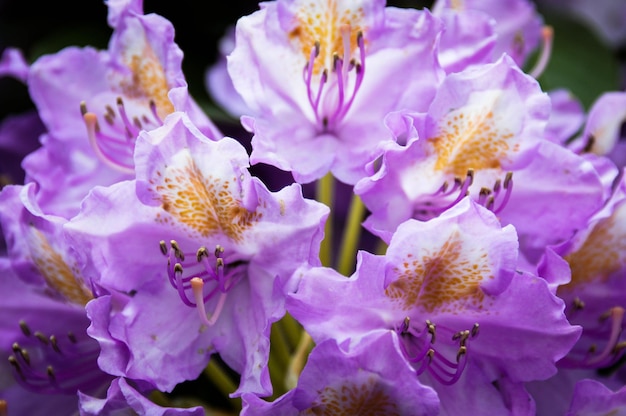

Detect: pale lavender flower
[228, 0, 445, 184]
[79, 377, 204, 416]
[355, 55, 605, 261]
[19, 0, 220, 218]
[242, 336, 440, 415]
[566, 379, 626, 416]
[288, 198, 580, 415]
[433, 0, 544, 68]
[65, 112, 328, 397]
[0, 185, 113, 413]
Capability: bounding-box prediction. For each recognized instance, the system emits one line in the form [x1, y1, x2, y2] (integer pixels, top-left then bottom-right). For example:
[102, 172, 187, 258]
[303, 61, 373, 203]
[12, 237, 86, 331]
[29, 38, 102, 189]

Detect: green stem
[316, 172, 335, 267]
[203, 358, 242, 411]
[270, 321, 291, 373]
[337, 193, 365, 276]
[280, 312, 303, 350]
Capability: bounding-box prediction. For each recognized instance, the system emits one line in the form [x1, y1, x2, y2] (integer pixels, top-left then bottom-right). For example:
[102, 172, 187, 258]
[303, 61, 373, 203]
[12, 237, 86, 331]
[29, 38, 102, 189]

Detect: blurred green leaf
[534, 11, 621, 110]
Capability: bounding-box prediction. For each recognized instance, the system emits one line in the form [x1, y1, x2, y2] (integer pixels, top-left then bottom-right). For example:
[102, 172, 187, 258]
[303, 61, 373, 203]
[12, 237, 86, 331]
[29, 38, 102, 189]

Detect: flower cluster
[1, 0, 626, 415]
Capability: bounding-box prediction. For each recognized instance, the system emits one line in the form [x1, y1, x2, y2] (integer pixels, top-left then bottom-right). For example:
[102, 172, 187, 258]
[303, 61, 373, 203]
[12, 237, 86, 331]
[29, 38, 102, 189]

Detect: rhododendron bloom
[228, 0, 444, 184]
[65, 112, 328, 397]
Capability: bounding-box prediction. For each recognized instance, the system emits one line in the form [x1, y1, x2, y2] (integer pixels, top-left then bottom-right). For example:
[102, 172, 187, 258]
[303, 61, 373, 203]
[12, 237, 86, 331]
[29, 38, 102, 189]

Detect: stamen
[492, 172, 514, 214]
[19, 320, 31, 336]
[586, 307, 625, 366]
[302, 30, 367, 132]
[50, 335, 61, 354]
[398, 319, 477, 385]
[34, 332, 48, 346]
[529, 26, 554, 79]
[163, 241, 247, 326]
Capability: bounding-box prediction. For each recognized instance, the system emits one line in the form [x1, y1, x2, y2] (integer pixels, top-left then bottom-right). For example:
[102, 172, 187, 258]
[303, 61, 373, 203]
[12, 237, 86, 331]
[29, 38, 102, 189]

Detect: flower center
[8, 319, 104, 395]
[160, 240, 247, 326]
[300, 26, 366, 132]
[81, 96, 163, 174]
[397, 317, 479, 385]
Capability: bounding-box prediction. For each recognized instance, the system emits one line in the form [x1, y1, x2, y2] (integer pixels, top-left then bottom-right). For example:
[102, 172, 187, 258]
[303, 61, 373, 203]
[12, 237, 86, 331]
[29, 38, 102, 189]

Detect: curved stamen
[397, 318, 478, 385]
[529, 26, 554, 79]
[8, 324, 104, 395]
[302, 30, 367, 132]
[560, 306, 626, 369]
[191, 278, 227, 326]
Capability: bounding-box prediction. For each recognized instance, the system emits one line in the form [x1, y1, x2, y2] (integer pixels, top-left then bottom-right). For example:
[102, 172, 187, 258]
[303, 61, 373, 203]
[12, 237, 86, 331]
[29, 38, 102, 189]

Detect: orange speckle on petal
[385, 231, 493, 313]
[28, 229, 93, 306]
[562, 203, 626, 291]
[121, 43, 174, 119]
[430, 109, 516, 177]
[289, 0, 365, 75]
[303, 377, 399, 416]
[154, 155, 262, 242]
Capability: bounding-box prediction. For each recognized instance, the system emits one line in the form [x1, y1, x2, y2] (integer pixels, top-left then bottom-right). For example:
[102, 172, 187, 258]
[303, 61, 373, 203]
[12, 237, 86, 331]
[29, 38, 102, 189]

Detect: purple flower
[19, 0, 220, 218]
[0, 185, 113, 413]
[433, 0, 544, 68]
[575, 91, 626, 170]
[355, 55, 605, 260]
[65, 112, 328, 397]
[79, 377, 204, 416]
[228, 0, 444, 184]
[565, 379, 626, 416]
[288, 198, 580, 415]
[242, 336, 439, 415]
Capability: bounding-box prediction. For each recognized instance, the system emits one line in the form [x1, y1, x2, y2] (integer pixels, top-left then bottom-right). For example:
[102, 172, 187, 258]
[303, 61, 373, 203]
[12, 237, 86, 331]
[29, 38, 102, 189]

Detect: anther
[452, 330, 470, 347]
[47, 365, 56, 381]
[400, 316, 411, 334]
[427, 349, 435, 362]
[614, 341, 626, 353]
[471, 323, 479, 337]
[159, 240, 168, 256]
[34, 331, 49, 345]
[214, 245, 224, 257]
[456, 346, 467, 362]
[197, 246, 209, 262]
[0, 399, 7, 416]
[11, 343, 20, 353]
[314, 41, 321, 57]
[67, 332, 77, 344]
[19, 349, 30, 366]
[174, 263, 184, 274]
[8, 356, 24, 379]
[50, 335, 61, 354]
[573, 297, 585, 310]
[426, 320, 436, 343]
[170, 240, 185, 261]
[80, 101, 88, 116]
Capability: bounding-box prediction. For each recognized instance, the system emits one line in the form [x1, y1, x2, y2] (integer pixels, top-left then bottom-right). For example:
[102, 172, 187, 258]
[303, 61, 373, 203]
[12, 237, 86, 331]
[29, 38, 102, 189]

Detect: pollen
[563, 203, 626, 289]
[430, 109, 515, 177]
[154, 155, 262, 242]
[304, 378, 399, 416]
[27, 229, 93, 306]
[121, 43, 174, 119]
[385, 231, 493, 313]
[289, 0, 365, 74]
